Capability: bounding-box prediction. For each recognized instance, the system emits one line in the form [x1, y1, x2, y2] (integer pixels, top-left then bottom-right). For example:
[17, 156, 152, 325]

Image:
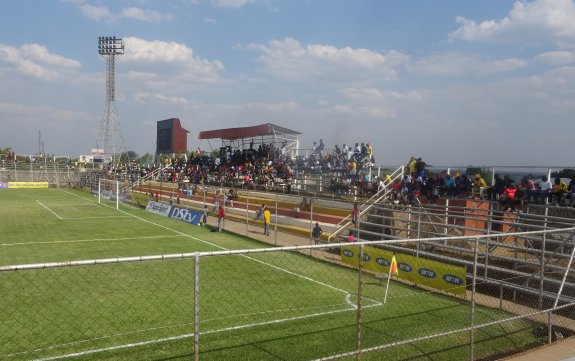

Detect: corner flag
[384, 254, 398, 304]
[390, 255, 398, 276]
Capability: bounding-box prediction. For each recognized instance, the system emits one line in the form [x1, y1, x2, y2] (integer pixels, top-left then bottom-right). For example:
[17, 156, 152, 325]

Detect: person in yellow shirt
[263, 206, 271, 236]
[550, 177, 568, 206]
[472, 174, 488, 199]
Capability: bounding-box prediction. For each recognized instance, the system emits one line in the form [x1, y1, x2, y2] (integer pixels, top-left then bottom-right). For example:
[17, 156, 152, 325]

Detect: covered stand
[198, 123, 301, 159]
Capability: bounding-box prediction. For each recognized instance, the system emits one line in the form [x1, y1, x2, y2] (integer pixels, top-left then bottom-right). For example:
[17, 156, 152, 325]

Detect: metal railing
[1, 228, 574, 361]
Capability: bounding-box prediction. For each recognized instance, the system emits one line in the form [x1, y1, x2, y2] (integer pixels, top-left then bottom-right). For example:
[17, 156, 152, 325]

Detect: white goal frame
[98, 178, 121, 210]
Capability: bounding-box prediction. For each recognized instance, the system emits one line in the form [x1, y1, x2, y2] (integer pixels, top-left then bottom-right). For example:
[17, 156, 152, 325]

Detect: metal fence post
[355, 244, 364, 361]
[194, 253, 200, 361]
[539, 209, 549, 310]
[274, 193, 278, 246]
[470, 237, 479, 361]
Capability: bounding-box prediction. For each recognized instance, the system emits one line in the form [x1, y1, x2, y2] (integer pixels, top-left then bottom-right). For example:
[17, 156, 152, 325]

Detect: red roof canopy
[198, 123, 300, 140]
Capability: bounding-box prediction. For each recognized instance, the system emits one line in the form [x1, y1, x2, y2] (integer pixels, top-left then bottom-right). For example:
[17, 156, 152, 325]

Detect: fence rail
[1, 228, 574, 361]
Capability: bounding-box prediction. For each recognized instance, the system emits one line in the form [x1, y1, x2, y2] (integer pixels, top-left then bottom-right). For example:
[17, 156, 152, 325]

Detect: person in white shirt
[535, 175, 552, 204]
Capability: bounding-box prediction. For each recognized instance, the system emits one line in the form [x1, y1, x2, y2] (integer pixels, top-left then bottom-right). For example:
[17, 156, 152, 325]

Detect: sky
[1, 0, 575, 168]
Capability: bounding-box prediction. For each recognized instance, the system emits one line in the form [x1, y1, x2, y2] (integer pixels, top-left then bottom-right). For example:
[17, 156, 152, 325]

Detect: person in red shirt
[500, 184, 518, 211]
[217, 205, 225, 232]
[351, 202, 359, 227]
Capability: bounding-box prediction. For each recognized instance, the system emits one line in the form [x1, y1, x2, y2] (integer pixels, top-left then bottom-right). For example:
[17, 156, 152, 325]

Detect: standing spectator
[263, 206, 271, 236]
[351, 202, 359, 227]
[216, 205, 224, 232]
[201, 205, 208, 226]
[312, 222, 323, 242]
[317, 139, 325, 157]
[255, 204, 264, 219]
[212, 190, 220, 211]
[415, 157, 427, 178]
[407, 157, 417, 176]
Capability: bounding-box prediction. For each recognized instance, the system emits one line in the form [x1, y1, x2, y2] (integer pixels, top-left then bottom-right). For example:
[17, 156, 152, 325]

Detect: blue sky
[1, 0, 574, 167]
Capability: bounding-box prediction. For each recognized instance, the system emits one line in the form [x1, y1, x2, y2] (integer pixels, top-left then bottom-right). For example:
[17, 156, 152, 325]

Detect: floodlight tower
[97, 36, 125, 166]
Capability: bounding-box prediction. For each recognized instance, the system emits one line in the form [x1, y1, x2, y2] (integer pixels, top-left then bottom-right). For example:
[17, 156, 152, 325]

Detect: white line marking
[0, 235, 183, 247]
[61, 216, 131, 220]
[30, 302, 382, 361]
[35, 200, 62, 220]
[26, 190, 380, 360]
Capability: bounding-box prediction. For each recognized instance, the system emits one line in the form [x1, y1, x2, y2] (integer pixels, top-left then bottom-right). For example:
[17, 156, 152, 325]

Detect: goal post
[97, 178, 123, 210]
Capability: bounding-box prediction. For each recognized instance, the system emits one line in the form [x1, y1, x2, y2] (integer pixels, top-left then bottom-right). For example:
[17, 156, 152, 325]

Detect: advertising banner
[131, 193, 151, 208]
[340, 245, 467, 296]
[168, 206, 202, 225]
[145, 201, 172, 217]
[8, 182, 49, 189]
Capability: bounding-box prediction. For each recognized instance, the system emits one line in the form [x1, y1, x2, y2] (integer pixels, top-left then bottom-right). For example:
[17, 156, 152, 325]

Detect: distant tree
[116, 150, 138, 164]
[137, 153, 154, 164]
[551, 168, 575, 179]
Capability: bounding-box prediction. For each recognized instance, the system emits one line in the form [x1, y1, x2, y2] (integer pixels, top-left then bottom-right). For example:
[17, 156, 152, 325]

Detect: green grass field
[0, 188, 545, 360]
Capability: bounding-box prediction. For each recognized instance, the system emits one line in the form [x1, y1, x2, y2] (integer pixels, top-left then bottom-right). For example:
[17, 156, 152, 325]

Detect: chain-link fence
[1, 228, 574, 361]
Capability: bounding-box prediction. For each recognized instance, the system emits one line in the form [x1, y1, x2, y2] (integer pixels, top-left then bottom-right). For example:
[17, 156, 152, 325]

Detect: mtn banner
[340, 245, 467, 296]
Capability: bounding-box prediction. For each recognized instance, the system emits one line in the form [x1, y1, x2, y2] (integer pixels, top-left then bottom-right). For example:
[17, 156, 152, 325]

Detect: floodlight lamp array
[98, 36, 124, 55]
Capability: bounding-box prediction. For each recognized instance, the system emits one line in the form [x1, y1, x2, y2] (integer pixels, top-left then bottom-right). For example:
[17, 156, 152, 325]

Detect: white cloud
[449, 0, 575, 47]
[211, 0, 254, 8]
[133, 92, 190, 105]
[120, 7, 175, 22]
[535, 50, 575, 65]
[408, 52, 528, 77]
[123, 38, 195, 63]
[76, 2, 174, 23]
[78, 3, 113, 22]
[248, 37, 409, 83]
[122, 37, 225, 84]
[20, 44, 81, 69]
[340, 88, 422, 102]
[0, 43, 81, 80]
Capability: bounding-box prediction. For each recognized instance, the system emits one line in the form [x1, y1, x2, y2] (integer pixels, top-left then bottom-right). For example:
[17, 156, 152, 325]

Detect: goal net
[96, 178, 127, 210]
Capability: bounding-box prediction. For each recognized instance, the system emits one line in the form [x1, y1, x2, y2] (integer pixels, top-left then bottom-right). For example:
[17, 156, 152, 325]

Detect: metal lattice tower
[96, 36, 125, 166]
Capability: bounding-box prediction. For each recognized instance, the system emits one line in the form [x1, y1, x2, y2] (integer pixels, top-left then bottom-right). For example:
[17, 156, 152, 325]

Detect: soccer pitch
[0, 189, 544, 360]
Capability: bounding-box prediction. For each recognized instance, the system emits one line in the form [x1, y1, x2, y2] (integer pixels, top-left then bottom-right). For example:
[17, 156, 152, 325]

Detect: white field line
[61, 215, 132, 220]
[62, 189, 373, 301]
[0, 235, 183, 247]
[35, 200, 62, 220]
[29, 302, 382, 361]
[10, 302, 354, 360]
[24, 190, 379, 359]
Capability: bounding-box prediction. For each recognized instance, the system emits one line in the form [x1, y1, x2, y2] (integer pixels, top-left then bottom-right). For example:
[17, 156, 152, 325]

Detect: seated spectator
[455, 173, 472, 197]
[346, 230, 356, 243]
[566, 176, 575, 207]
[472, 174, 487, 199]
[444, 175, 456, 197]
[499, 183, 518, 211]
[300, 197, 311, 212]
[550, 177, 568, 206]
[486, 175, 505, 201]
[520, 177, 536, 203]
[535, 175, 552, 204]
